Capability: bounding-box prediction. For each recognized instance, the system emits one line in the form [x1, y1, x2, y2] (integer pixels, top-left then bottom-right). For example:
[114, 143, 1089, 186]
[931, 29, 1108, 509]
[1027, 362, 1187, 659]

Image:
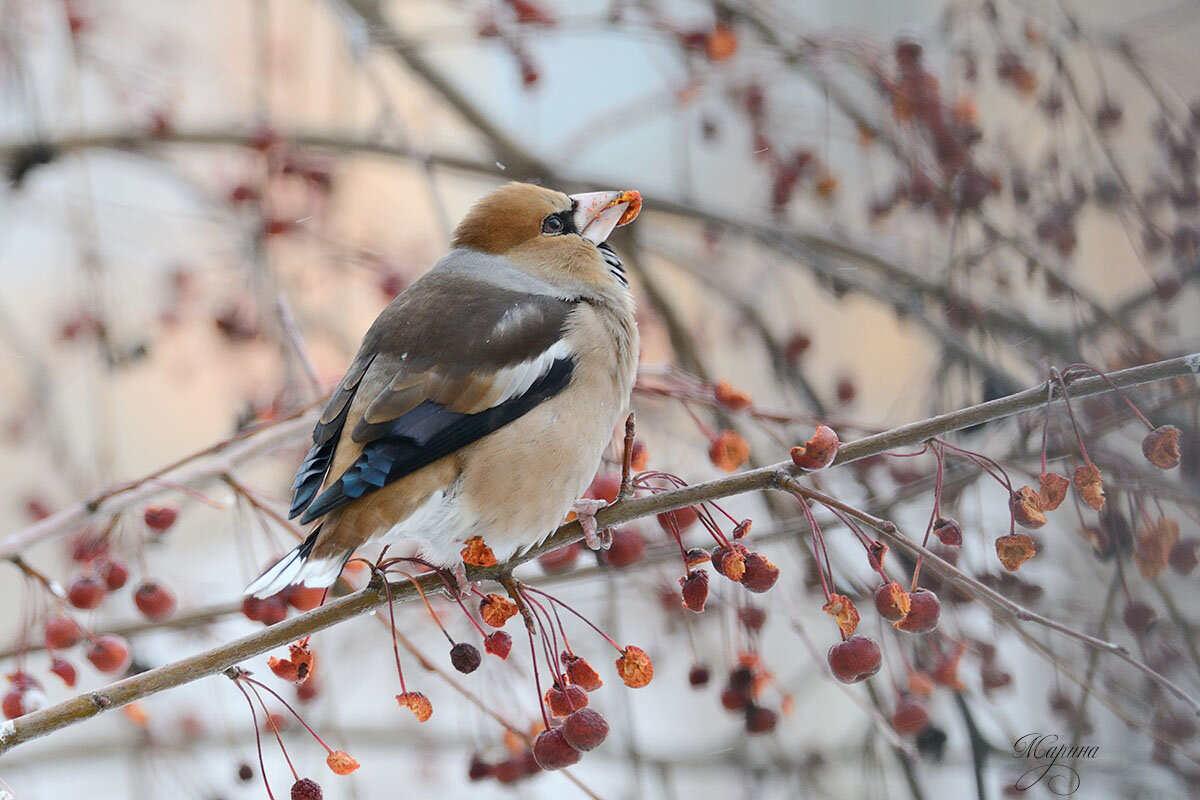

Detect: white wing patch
[491, 339, 571, 406]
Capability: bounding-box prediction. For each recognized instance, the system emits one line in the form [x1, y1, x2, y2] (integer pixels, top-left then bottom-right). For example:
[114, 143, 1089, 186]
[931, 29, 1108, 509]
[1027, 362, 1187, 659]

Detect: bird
[246, 182, 642, 597]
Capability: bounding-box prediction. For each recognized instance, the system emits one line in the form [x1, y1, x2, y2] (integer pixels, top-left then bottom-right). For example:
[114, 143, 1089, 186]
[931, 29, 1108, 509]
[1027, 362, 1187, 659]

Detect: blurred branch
[2, 352, 1195, 754]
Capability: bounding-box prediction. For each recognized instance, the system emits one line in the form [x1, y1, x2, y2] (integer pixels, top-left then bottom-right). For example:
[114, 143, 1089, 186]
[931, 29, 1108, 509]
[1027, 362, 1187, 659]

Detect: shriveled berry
[745, 704, 778, 734]
[873, 582, 911, 621]
[740, 552, 780, 593]
[562, 654, 603, 691]
[290, 777, 323, 800]
[98, 559, 129, 591]
[562, 708, 609, 751]
[893, 588, 940, 633]
[86, 634, 131, 673]
[679, 569, 709, 612]
[484, 631, 513, 659]
[891, 694, 930, 735]
[1142, 425, 1182, 469]
[67, 575, 107, 610]
[828, 635, 882, 683]
[134, 581, 177, 620]
[479, 593, 519, 628]
[326, 750, 359, 775]
[532, 727, 582, 770]
[684, 548, 711, 567]
[711, 542, 749, 581]
[49, 656, 77, 687]
[545, 684, 588, 717]
[599, 528, 645, 568]
[614, 645, 654, 688]
[43, 616, 83, 650]
[450, 642, 482, 674]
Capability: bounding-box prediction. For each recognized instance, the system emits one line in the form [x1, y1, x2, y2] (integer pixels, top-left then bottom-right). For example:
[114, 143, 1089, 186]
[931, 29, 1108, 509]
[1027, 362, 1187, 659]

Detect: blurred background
[1, 1, 1198, 798]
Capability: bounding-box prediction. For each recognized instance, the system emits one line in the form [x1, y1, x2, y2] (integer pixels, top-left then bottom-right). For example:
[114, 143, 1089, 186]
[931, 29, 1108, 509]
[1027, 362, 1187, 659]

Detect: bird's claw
[572, 498, 612, 551]
[447, 562, 478, 598]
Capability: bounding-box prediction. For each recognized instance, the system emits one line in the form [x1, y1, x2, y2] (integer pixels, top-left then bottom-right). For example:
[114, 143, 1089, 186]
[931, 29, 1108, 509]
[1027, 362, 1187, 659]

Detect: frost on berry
[1038, 473, 1070, 511]
[709, 430, 750, 471]
[740, 552, 780, 593]
[823, 593, 861, 637]
[67, 575, 107, 610]
[1073, 463, 1106, 510]
[615, 645, 654, 688]
[679, 569, 709, 612]
[291, 777, 323, 800]
[268, 640, 315, 684]
[873, 582, 911, 621]
[562, 654, 603, 691]
[479, 593, 519, 628]
[891, 694, 930, 735]
[1010, 486, 1047, 529]
[893, 588, 940, 633]
[933, 517, 963, 547]
[995, 533, 1037, 571]
[485, 631, 513, 659]
[86, 634, 132, 674]
[1142, 425, 1182, 469]
[3, 673, 48, 720]
[450, 642, 482, 674]
[396, 691, 433, 722]
[1134, 517, 1181, 579]
[460, 536, 497, 567]
[50, 656, 77, 688]
[545, 684, 588, 717]
[134, 580, 177, 620]
[827, 635, 882, 683]
[711, 542, 749, 581]
[562, 708, 609, 751]
[790, 424, 841, 470]
[532, 727, 582, 770]
[326, 750, 360, 775]
[44, 616, 83, 650]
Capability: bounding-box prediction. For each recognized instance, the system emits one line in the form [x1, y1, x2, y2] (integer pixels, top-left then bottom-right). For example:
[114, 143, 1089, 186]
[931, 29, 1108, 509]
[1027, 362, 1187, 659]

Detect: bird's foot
[572, 498, 612, 550]
[443, 562, 477, 599]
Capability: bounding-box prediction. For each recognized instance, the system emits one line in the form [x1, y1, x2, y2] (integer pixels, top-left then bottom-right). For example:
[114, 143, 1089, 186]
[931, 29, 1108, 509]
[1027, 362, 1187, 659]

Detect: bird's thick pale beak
[569, 190, 642, 245]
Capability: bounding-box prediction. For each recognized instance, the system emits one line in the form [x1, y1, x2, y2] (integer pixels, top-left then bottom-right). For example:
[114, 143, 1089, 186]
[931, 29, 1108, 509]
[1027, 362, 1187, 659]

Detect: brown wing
[290, 266, 578, 524]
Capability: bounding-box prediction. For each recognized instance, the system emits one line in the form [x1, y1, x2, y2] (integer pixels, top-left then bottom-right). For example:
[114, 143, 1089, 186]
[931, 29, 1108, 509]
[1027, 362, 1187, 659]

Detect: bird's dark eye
[542, 214, 565, 235]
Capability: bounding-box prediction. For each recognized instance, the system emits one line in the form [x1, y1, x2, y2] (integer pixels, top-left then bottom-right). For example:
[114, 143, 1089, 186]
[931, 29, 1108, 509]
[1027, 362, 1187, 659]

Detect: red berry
[688, 664, 711, 687]
[711, 541, 750, 580]
[656, 506, 699, 535]
[873, 582, 910, 621]
[283, 585, 325, 612]
[679, 569, 709, 612]
[745, 704, 778, 734]
[67, 575, 107, 610]
[740, 552, 780, 593]
[562, 708, 609, 751]
[599, 528, 645, 568]
[538, 542, 581, 572]
[1123, 601, 1157, 635]
[545, 684, 588, 717]
[242, 595, 288, 625]
[450, 642, 482, 674]
[891, 694, 930, 735]
[484, 631, 513, 659]
[143, 506, 178, 532]
[2, 688, 38, 720]
[290, 777, 323, 800]
[828, 635, 882, 683]
[894, 588, 940, 633]
[933, 517, 963, 547]
[50, 656, 77, 687]
[43, 616, 83, 649]
[739, 606, 767, 631]
[532, 728, 582, 770]
[134, 581, 177, 620]
[467, 754, 493, 781]
[86, 634, 132, 674]
[98, 559, 129, 590]
[493, 758, 523, 784]
[721, 686, 750, 710]
[562, 654, 603, 691]
[585, 473, 620, 503]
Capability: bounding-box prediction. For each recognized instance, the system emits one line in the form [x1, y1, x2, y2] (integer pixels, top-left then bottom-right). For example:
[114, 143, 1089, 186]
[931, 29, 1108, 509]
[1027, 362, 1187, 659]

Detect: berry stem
[242, 675, 335, 756]
[1061, 363, 1155, 429]
[524, 586, 624, 653]
[376, 568, 408, 693]
[244, 679, 300, 782]
[230, 676, 278, 800]
[1050, 368, 1093, 464]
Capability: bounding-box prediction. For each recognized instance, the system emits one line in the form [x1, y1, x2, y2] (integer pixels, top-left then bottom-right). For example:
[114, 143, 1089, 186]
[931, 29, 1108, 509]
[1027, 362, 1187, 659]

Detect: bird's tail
[244, 526, 353, 598]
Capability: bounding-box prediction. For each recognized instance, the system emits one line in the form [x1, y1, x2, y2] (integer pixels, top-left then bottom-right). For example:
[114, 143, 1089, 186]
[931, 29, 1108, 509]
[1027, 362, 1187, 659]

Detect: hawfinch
[247, 183, 641, 597]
